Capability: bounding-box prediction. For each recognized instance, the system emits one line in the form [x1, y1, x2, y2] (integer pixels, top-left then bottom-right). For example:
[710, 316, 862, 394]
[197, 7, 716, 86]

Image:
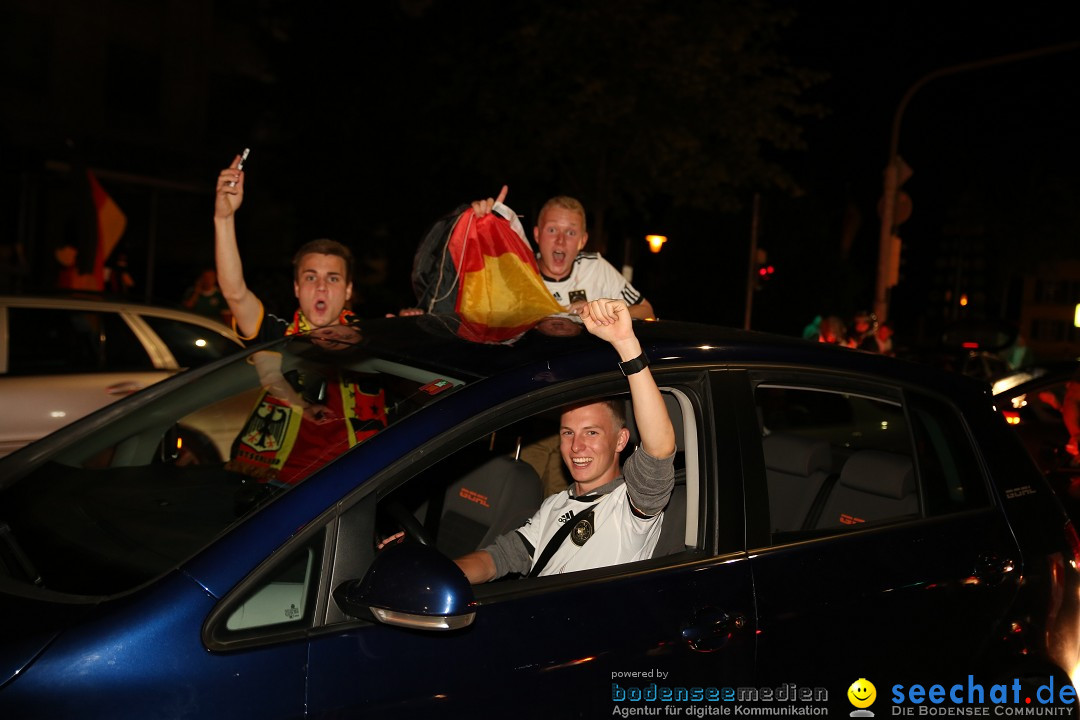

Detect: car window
[221, 531, 325, 636]
[756, 382, 989, 544]
[368, 386, 700, 591]
[7, 307, 152, 374]
[0, 333, 467, 597]
[140, 315, 239, 368]
[907, 391, 990, 513]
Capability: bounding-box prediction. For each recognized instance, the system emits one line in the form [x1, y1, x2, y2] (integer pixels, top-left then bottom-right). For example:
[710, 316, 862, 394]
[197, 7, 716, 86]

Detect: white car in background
[0, 294, 243, 457]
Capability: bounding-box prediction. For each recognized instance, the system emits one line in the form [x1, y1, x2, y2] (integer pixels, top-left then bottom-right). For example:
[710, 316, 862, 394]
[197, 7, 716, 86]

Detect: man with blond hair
[472, 186, 656, 320]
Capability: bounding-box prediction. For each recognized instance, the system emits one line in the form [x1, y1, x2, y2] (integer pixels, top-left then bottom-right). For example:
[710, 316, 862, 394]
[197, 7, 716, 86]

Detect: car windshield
[0, 325, 467, 597]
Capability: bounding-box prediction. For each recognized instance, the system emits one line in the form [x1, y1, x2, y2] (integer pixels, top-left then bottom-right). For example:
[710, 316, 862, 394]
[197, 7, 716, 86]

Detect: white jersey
[541, 252, 644, 309]
[517, 483, 664, 576]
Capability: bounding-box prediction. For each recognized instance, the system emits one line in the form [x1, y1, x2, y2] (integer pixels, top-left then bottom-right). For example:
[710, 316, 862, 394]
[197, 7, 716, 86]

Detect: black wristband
[619, 352, 650, 376]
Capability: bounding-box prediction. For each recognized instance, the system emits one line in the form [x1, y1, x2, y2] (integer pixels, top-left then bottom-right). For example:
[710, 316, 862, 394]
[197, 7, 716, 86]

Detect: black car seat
[435, 455, 543, 559]
[762, 432, 833, 533]
[814, 449, 918, 529]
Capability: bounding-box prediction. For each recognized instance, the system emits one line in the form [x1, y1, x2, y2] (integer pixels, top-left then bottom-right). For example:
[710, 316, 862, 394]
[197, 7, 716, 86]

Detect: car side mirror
[334, 543, 477, 631]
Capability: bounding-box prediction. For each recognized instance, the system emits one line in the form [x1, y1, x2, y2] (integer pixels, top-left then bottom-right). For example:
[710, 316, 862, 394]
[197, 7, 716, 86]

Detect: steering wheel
[382, 500, 435, 547]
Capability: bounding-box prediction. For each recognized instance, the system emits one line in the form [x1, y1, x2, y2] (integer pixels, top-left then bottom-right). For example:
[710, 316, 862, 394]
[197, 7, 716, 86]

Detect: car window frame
[366, 368, 716, 602]
[202, 366, 720, 651]
[3, 305, 158, 375]
[741, 365, 997, 551]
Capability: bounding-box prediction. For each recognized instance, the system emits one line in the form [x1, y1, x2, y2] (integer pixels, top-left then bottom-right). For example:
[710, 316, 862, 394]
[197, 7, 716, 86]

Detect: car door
[295, 371, 757, 718]
[0, 305, 169, 455]
[741, 370, 1022, 698]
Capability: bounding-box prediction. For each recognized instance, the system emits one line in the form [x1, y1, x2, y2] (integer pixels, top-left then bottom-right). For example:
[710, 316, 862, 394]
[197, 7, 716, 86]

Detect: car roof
[352, 315, 990, 400]
[0, 293, 237, 334]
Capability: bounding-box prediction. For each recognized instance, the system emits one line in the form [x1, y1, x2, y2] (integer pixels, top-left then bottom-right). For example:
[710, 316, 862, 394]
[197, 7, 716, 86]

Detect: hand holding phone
[228, 148, 250, 187]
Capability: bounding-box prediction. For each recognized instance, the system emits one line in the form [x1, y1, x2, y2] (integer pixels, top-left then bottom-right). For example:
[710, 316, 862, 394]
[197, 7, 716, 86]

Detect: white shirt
[541, 252, 644, 309]
[517, 482, 664, 576]
[484, 446, 673, 578]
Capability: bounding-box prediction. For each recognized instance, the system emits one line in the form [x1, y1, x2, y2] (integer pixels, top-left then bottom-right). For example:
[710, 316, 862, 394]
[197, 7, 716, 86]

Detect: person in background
[816, 316, 848, 346]
[182, 268, 231, 325]
[850, 311, 876, 350]
[105, 252, 136, 297]
[869, 322, 895, 356]
[802, 315, 823, 341]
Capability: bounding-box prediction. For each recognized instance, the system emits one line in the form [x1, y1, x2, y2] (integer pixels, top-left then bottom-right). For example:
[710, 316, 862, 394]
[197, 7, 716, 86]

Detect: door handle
[681, 607, 746, 653]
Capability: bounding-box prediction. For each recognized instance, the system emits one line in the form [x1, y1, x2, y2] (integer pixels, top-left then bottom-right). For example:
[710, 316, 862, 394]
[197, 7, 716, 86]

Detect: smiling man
[472, 186, 656, 320]
[453, 297, 675, 583]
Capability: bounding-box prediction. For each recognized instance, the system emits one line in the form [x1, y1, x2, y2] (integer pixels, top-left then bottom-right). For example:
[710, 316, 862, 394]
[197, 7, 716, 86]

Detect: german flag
[86, 170, 127, 290]
[445, 207, 563, 343]
[58, 170, 127, 291]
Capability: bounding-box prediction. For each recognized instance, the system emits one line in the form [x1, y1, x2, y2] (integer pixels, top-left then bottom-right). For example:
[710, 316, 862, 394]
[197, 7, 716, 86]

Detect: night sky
[3, 0, 1078, 347]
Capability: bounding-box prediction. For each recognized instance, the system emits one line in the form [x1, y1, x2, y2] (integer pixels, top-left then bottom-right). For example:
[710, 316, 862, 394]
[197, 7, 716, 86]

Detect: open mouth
[571, 456, 592, 469]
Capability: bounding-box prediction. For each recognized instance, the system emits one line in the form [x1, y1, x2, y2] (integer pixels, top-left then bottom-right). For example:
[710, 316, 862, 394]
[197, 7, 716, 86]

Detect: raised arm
[469, 185, 508, 219]
[214, 154, 263, 339]
[578, 298, 675, 459]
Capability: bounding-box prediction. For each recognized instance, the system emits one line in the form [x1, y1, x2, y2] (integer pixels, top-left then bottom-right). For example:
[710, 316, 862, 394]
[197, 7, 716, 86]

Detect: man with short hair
[215, 156, 357, 341]
[454, 297, 675, 582]
[472, 186, 656, 320]
[213, 156, 386, 485]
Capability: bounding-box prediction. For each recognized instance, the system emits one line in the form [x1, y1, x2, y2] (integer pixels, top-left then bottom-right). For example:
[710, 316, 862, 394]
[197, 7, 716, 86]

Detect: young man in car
[453, 297, 675, 582]
[213, 156, 387, 485]
[471, 186, 656, 321]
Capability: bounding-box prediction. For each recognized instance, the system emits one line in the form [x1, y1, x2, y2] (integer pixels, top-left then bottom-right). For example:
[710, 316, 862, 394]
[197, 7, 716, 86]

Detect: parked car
[1, 316, 1077, 718]
[0, 294, 243, 457]
[994, 361, 1080, 520]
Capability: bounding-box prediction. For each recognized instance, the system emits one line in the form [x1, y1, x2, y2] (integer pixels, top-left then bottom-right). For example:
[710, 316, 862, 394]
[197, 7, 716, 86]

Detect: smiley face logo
[847, 678, 877, 709]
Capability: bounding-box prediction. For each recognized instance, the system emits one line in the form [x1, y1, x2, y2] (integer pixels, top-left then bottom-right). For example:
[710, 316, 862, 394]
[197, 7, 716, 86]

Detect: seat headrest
[839, 450, 914, 500]
[762, 433, 831, 476]
[624, 393, 683, 452]
[442, 455, 542, 524]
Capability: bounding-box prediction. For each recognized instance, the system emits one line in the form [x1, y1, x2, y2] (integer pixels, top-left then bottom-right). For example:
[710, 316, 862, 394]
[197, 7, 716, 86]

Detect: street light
[875, 41, 1080, 325]
[645, 235, 667, 253]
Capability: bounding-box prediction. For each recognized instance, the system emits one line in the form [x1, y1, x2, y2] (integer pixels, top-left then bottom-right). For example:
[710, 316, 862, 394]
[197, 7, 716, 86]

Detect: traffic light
[754, 249, 774, 290]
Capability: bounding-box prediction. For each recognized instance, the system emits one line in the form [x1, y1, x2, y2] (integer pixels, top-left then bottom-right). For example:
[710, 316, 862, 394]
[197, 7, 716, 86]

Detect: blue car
[1, 316, 1078, 718]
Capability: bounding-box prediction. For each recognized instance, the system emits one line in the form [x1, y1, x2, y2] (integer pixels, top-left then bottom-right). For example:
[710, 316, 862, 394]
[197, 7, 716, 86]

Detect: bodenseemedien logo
[848, 678, 877, 717]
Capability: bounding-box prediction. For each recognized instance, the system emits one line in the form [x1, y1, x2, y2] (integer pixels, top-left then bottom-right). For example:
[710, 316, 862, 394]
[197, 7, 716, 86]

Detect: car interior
[0, 339, 468, 597]
[377, 388, 697, 571]
[757, 382, 989, 545]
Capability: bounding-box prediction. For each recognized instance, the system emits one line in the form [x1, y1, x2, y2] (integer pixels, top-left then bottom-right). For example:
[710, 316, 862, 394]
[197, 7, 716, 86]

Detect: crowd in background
[802, 311, 894, 356]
